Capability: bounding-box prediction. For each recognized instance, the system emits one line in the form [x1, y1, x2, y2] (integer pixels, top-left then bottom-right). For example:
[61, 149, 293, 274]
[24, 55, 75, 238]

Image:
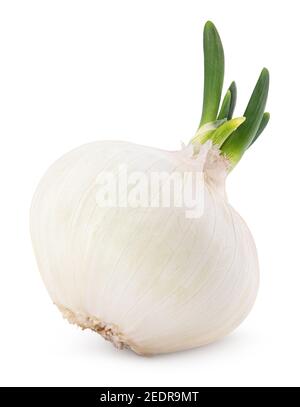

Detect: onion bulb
[30, 21, 269, 355]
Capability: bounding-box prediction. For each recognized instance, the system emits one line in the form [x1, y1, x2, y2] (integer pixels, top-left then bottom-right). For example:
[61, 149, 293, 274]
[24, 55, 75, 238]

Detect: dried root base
[57, 305, 130, 351]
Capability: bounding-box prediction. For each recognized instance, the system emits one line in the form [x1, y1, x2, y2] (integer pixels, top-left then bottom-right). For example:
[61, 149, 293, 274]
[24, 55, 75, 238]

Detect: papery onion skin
[30, 140, 259, 355]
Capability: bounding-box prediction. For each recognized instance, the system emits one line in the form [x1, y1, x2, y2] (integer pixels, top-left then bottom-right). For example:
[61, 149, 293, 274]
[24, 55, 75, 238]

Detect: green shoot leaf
[227, 81, 237, 119]
[191, 119, 226, 146]
[199, 21, 225, 127]
[248, 112, 270, 147]
[217, 90, 231, 120]
[221, 68, 269, 165]
[212, 117, 246, 146]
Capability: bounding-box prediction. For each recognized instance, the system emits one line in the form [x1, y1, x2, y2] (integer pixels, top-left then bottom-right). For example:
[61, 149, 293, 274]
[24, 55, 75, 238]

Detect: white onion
[30, 140, 259, 355]
[30, 20, 269, 355]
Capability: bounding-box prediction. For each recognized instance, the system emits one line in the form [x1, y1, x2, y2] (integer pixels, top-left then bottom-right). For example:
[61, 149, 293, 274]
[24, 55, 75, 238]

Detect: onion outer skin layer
[30, 140, 259, 355]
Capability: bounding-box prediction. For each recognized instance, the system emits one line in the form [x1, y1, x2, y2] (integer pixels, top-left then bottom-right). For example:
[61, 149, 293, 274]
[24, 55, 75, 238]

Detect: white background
[0, 0, 299, 387]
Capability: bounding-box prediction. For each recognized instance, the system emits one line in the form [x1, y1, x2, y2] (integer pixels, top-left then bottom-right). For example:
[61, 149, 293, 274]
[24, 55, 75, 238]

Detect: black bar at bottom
[0, 387, 297, 404]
